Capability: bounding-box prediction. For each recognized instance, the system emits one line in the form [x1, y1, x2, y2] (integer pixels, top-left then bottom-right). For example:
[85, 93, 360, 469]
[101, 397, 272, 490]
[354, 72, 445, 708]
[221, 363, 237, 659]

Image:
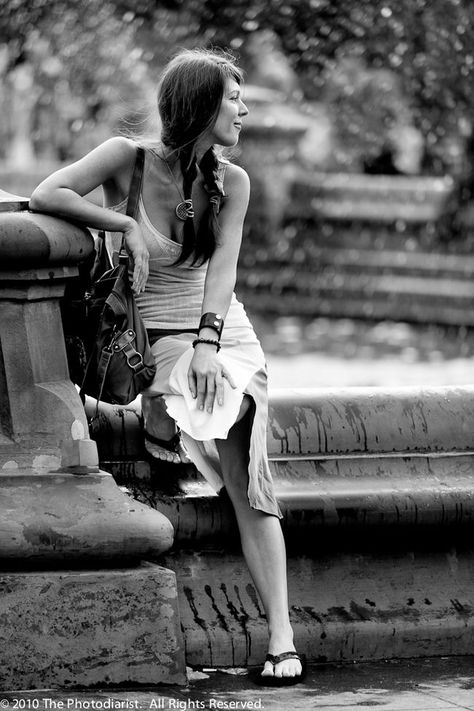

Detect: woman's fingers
[188, 363, 236, 412]
[187, 369, 197, 399]
[215, 370, 224, 407]
[132, 251, 149, 294]
[221, 366, 237, 389]
[195, 373, 208, 411]
[204, 374, 217, 413]
[124, 222, 149, 294]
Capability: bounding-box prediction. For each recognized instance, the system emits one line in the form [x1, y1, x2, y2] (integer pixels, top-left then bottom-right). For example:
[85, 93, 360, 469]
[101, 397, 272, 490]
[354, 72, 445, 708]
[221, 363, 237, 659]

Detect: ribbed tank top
[105, 180, 247, 331]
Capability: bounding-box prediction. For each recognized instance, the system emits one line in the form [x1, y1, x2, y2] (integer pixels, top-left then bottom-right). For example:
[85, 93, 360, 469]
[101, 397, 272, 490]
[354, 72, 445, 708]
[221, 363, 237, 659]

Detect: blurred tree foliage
[1, 0, 473, 188]
[182, 0, 473, 176]
[0, 0, 153, 163]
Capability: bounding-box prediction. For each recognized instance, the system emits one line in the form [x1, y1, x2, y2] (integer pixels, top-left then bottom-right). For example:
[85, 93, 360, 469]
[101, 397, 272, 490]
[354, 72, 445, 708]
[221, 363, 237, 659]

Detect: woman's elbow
[29, 186, 54, 212]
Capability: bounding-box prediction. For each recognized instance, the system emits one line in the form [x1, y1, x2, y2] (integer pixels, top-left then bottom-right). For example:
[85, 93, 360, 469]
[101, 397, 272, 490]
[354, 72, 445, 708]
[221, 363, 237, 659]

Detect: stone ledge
[0, 469, 174, 562]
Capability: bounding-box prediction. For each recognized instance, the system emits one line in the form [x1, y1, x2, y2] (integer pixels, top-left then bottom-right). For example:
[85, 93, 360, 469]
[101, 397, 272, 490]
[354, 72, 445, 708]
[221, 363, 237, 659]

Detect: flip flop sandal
[250, 651, 307, 687]
[144, 430, 188, 464]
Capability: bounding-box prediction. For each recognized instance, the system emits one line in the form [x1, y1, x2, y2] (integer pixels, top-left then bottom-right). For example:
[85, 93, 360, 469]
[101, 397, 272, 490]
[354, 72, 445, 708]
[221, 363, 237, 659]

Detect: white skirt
[142, 319, 282, 518]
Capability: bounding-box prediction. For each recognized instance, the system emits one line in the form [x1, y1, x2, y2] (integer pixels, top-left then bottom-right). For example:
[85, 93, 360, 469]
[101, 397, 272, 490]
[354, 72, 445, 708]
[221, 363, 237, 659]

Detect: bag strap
[96, 145, 145, 249]
[119, 145, 145, 253]
[125, 146, 145, 219]
[81, 147, 145, 415]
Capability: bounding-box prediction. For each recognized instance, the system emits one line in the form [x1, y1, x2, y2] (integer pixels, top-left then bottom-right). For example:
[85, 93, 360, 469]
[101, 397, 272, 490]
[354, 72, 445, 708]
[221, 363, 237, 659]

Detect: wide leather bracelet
[192, 338, 221, 353]
[199, 312, 224, 339]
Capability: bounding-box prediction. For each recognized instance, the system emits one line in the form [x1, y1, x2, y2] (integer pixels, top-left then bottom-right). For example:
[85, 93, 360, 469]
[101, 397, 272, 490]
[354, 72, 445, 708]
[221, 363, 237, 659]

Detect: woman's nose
[239, 100, 249, 116]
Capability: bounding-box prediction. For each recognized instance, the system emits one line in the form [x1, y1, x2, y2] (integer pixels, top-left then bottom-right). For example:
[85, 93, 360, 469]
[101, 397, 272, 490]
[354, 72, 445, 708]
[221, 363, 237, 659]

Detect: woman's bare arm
[29, 137, 149, 293]
[188, 163, 251, 411]
[201, 163, 250, 321]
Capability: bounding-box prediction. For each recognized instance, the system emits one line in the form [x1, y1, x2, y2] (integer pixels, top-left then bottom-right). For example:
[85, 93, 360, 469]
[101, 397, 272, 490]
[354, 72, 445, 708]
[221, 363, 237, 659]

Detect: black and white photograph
[1, 1, 474, 708]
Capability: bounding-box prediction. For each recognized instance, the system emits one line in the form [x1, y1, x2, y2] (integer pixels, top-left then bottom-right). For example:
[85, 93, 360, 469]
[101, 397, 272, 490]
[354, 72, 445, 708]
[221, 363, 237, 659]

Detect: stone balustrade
[0, 194, 186, 689]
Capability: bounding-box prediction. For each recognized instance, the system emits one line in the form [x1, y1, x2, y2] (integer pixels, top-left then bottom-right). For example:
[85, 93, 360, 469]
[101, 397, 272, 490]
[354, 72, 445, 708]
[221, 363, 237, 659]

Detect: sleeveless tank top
[105, 158, 247, 331]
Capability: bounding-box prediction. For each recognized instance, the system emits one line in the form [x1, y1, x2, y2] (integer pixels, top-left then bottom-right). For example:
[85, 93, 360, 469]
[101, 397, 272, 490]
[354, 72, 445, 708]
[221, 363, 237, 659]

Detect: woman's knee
[142, 394, 165, 416]
[217, 435, 250, 496]
[235, 394, 252, 423]
[222, 475, 250, 511]
[142, 394, 176, 432]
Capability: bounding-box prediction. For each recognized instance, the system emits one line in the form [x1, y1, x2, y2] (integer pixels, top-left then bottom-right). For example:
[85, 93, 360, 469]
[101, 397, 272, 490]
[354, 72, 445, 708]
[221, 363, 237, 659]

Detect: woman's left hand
[188, 344, 236, 413]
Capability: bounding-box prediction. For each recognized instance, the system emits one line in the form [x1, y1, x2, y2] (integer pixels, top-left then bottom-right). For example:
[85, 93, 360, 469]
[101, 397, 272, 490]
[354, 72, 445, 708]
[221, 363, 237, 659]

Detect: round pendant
[175, 199, 194, 221]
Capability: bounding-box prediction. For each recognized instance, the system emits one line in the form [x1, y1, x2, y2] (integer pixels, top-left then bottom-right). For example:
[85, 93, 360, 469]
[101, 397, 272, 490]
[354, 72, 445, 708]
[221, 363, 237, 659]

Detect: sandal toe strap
[144, 430, 181, 452]
[265, 651, 302, 665]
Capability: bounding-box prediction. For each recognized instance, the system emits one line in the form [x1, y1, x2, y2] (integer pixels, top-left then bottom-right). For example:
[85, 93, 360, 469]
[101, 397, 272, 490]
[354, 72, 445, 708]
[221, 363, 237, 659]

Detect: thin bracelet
[192, 338, 221, 352]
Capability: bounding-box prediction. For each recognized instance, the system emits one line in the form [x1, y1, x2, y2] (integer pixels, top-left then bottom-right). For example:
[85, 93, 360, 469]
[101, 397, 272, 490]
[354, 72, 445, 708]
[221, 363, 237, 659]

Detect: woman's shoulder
[97, 136, 138, 164]
[95, 137, 140, 201]
[218, 159, 250, 196]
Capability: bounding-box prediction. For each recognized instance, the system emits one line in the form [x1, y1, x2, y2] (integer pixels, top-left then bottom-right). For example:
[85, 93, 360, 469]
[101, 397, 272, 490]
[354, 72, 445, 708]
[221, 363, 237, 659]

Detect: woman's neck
[159, 137, 214, 166]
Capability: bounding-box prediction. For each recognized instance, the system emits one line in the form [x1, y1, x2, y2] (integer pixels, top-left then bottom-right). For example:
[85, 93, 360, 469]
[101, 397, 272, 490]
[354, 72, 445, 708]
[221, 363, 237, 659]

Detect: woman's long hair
[157, 48, 243, 265]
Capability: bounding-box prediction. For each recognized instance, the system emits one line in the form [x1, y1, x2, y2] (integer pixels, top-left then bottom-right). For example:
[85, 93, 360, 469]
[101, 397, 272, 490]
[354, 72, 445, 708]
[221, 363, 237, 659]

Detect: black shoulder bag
[80, 146, 156, 409]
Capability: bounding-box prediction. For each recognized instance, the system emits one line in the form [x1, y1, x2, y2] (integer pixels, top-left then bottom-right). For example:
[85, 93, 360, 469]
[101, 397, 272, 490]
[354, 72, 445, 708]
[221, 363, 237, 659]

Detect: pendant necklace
[154, 148, 194, 221]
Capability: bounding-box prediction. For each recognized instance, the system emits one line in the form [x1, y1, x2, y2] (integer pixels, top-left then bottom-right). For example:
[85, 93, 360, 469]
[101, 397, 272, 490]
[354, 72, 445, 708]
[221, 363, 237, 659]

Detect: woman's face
[210, 78, 248, 147]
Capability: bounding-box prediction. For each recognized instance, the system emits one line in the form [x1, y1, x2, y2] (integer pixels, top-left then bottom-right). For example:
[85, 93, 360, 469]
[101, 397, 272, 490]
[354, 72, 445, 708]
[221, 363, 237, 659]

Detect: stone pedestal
[0, 565, 184, 689]
[0, 200, 186, 688]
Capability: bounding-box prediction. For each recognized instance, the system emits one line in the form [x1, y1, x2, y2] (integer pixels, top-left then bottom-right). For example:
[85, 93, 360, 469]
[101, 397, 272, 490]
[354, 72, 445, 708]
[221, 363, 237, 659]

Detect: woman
[30, 48, 305, 685]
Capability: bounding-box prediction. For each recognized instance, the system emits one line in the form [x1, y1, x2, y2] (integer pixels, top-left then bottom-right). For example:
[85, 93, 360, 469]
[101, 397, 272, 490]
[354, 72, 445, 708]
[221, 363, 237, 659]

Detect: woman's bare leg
[216, 398, 301, 679]
[141, 394, 189, 464]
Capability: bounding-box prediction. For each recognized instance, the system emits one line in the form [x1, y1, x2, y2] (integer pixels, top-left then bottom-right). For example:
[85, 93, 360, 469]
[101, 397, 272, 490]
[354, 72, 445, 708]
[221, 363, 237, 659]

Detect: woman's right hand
[123, 219, 149, 294]
[188, 343, 237, 413]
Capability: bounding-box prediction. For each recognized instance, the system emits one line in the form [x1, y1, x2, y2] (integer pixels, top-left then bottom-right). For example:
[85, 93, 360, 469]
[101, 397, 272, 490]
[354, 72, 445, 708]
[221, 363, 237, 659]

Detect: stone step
[87, 386, 474, 668]
[289, 173, 453, 223]
[237, 289, 474, 324]
[164, 549, 474, 667]
[244, 248, 474, 277]
[237, 266, 474, 323]
[90, 387, 474, 545]
[239, 267, 474, 300]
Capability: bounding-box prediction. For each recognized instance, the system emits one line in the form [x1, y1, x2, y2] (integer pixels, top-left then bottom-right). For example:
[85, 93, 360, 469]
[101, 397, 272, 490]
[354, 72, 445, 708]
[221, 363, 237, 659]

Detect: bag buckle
[112, 329, 145, 373]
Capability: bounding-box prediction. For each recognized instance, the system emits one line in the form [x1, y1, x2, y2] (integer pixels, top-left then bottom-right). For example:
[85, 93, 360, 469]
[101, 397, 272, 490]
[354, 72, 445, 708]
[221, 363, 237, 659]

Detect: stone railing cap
[0, 209, 94, 267]
[0, 188, 29, 212]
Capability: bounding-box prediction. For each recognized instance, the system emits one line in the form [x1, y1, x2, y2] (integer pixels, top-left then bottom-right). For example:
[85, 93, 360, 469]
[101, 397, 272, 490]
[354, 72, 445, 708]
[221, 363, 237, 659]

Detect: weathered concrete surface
[119, 456, 474, 550]
[0, 268, 97, 470]
[0, 564, 186, 690]
[0, 470, 174, 562]
[86, 386, 474, 670]
[87, 387, 474, 543]
[0, 210, 93, 267]
[0, 206, 96, 469]
[267, 386, 474, 456]
[3, 656, 474, 711]
[162, 549, 474, 668]
[86, 385, 474, 461]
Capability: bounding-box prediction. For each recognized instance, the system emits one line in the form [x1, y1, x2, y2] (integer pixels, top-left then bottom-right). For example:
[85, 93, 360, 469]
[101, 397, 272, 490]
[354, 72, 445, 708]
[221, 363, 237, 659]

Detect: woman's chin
[213, 134, 240, 148]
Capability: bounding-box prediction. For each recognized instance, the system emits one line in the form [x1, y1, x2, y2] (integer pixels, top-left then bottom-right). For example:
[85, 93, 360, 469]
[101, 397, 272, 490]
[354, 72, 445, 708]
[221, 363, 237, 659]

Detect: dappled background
[1, 0, 474, 387]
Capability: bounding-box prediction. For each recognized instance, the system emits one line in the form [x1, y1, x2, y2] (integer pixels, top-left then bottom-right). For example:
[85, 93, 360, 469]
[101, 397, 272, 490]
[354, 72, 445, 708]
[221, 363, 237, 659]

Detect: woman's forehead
[224, 78, 241, 94]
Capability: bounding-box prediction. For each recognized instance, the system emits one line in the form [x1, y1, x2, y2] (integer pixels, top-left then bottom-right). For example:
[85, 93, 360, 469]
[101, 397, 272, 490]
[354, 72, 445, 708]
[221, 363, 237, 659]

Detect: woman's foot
[144, 430, 190, 464]
[142, 395, 190, 464]
[261, 651, 303, 680]
[256, 629, 305, 685]
[258, 652, 306, 686]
